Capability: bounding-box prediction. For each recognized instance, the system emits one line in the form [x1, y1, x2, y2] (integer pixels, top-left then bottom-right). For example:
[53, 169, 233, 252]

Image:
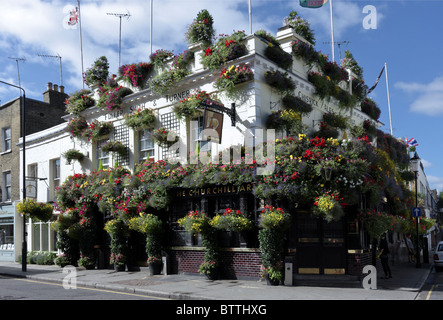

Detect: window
[96, 139, 110, 169]
[2, 171, 11, 202]
[2, 127, 11, 152]
[194, 116, 210, 152]
[28, 164, 38, 179]
[139, 130, 155, 162]
[49, 159, 60, 202]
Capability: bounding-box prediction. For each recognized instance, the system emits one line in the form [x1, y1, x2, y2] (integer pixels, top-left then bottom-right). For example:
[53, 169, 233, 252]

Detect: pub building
[21, 21, 391, 284]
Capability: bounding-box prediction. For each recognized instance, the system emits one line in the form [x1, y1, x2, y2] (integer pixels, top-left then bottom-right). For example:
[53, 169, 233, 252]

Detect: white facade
[18, 27, 380, 257]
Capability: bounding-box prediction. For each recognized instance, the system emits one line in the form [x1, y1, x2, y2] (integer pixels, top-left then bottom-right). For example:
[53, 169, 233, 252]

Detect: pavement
[0, 259, 434, 300]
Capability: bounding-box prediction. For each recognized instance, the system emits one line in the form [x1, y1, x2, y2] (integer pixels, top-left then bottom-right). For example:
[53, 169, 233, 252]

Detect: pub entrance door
[295, 211, 346, 275]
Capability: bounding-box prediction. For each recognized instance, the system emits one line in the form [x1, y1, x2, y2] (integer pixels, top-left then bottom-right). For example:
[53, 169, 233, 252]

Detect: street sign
[412, 207, 421, 218]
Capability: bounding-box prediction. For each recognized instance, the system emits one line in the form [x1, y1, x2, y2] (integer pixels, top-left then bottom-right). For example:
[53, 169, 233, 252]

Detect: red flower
[205, 47, 212, 56]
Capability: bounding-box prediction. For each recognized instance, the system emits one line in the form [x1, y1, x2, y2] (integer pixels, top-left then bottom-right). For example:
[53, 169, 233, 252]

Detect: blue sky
[1, 0, 442, 191]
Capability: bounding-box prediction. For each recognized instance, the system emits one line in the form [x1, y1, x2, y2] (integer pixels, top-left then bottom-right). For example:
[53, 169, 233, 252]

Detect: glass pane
[41, 223, 49, 251]
[33, 223, 40, 251]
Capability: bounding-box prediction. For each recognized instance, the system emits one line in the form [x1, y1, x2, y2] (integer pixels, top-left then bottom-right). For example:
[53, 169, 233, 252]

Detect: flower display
[66, 116, 89, 139]
[17, 199, 53, 222]
[149, 49, 175, 68]
[258, 205, 290, 230]
[96, 85, 133, 111]
[185, 9, 215, 46]
[83, 56, 109, 87]
[214, 64, 253, 97]
[173, 90, 210, 120]
[201, 30, 247, 71]
[65, 89, 95, 115]
[313, 191, 345, 222]
[178, 210, 211, 235]
[210, 208, 253, 232]
[118, 62, 153, 89]
[123, 108, 156, 131]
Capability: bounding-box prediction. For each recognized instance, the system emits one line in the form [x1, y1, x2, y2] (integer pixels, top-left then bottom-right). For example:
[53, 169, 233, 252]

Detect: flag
[405, 138, 419, 148]
[67, 6, 79, 27]
[299, 0, 329, 8]
[63, 5, 79, 29]
[367, 65, 385, 94]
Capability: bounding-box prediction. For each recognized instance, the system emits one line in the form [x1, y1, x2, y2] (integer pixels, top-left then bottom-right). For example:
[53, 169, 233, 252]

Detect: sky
[0, 0, 443, 192]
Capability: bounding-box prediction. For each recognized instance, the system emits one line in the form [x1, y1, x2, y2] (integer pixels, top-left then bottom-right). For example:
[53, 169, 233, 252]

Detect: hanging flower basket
[101, 140, 127, 157]
[210, 208, 253, 233]
[124, 108, 156, 131]
[62, 149, 85, 165]
[152, 127, 179, 148]
[66, 117, 89, 139]
[87, 120, 114, 141]
[118, 62, 153, 89]
[65, 89, 95, 115]
[173, 90, 210, 120]
[312, 191, 345, 222]
[177, 210, 211, 235]
[214, 65, 254, 97]
[17, 199, 53, 222]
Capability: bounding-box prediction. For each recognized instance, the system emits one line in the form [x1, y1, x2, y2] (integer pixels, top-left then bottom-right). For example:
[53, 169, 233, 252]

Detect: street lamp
[410, 152, 421, 268]
[0, 80, 27, 272]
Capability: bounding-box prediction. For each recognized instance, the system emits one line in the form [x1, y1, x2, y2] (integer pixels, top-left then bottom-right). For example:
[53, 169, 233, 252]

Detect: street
[417, 267, 443, 300]
[0, 275, 162, 300]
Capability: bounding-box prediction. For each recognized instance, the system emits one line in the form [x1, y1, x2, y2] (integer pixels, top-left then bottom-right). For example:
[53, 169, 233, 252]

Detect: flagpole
[78, 0, 85, 89]
[384, 62, 393, 135]
[249, 0, 252, 35]
[150, 0, 153, 56]
[329, 0, 335, 62]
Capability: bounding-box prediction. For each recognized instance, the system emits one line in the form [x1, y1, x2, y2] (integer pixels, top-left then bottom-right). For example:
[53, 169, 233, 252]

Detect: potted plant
[104, 218, 129, 271]
[124, 108, 157, 131]
[258, 205, 290, 285]
[129, 213, 164, 275]
[87, 120, 114, 141]
[185, 9, 215, 47]
[97, 85, 133, 111]
[83, 56, 109, 87]
[264, 70, 295, 94]
[63, 149, 85, 165]
[150, 49, 175, 71]
[283, 10, 316, 45]
[17, 199, 53, 222]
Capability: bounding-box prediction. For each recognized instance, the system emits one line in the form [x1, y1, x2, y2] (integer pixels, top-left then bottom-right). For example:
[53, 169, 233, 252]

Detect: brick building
[0, 83, 67, 261]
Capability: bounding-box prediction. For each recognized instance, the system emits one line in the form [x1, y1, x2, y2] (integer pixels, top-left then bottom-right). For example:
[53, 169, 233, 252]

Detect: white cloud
[395, 76, 443, 116]
[421, 159, 432, 168]
[427, 175, 443, 192]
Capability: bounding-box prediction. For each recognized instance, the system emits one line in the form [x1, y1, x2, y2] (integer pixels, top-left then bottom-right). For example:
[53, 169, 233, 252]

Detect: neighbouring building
[0, 83, 67, 261]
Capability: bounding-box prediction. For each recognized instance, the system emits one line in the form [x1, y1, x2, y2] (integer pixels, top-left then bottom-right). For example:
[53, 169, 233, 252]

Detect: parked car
[433, 241, 443, 271]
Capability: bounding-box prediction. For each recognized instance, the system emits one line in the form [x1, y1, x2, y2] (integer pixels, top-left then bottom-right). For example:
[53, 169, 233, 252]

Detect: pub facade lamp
[410, 152, 420, 173]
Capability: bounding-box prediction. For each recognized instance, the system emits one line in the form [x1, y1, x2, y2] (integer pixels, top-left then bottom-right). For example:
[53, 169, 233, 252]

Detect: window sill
[0, 150, 12, 156]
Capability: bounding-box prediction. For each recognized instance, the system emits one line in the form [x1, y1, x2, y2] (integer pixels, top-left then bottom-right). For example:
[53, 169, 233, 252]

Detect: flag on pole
[300, 0, 329, 8]
[367, 65, 385, 94]
[63, 5, 79, 29]
[405, 138, 419, 148]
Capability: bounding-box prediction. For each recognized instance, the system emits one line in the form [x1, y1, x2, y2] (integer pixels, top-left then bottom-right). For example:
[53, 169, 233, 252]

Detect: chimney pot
[59, 85, 64, 93]
[47, 82, 53, 91]
[53, 84, 58, 92]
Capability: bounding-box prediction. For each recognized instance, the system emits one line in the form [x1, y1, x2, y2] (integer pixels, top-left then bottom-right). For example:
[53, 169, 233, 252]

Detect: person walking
[378, 234, 392, 279]
[406, 233, 415, 263]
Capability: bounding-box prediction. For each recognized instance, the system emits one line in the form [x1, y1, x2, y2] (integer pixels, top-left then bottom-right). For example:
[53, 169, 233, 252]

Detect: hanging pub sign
[203, 109, 224, 144]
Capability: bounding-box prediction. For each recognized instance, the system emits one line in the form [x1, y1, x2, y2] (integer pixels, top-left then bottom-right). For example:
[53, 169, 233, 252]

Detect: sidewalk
[0, 260, 433, 300]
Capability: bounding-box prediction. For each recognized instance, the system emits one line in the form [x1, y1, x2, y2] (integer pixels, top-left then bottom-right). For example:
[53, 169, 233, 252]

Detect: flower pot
[114, 263, 125, 272]
[266, 276, 280, 286]
[205, 267, 220, 281]
[148, 262, 162, 275]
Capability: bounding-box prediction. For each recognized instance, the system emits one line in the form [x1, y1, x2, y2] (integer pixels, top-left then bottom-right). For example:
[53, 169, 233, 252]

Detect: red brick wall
[167, 249, 262, 279]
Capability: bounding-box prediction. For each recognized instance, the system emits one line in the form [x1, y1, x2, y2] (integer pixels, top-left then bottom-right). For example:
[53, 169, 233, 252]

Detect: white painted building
[17, 26, 380, 260]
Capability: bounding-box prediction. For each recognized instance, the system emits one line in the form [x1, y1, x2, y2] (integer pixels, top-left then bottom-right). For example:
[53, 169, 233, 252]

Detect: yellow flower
[298, 133, 306, 141]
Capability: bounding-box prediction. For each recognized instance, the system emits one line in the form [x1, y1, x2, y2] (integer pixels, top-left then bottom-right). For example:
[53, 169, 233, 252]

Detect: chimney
[43, 82, 68, 105]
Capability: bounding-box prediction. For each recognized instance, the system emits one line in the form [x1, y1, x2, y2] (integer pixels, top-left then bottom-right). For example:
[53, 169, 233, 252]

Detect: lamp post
[410, 152, 421, 268]
[0, 80, 27, 272]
